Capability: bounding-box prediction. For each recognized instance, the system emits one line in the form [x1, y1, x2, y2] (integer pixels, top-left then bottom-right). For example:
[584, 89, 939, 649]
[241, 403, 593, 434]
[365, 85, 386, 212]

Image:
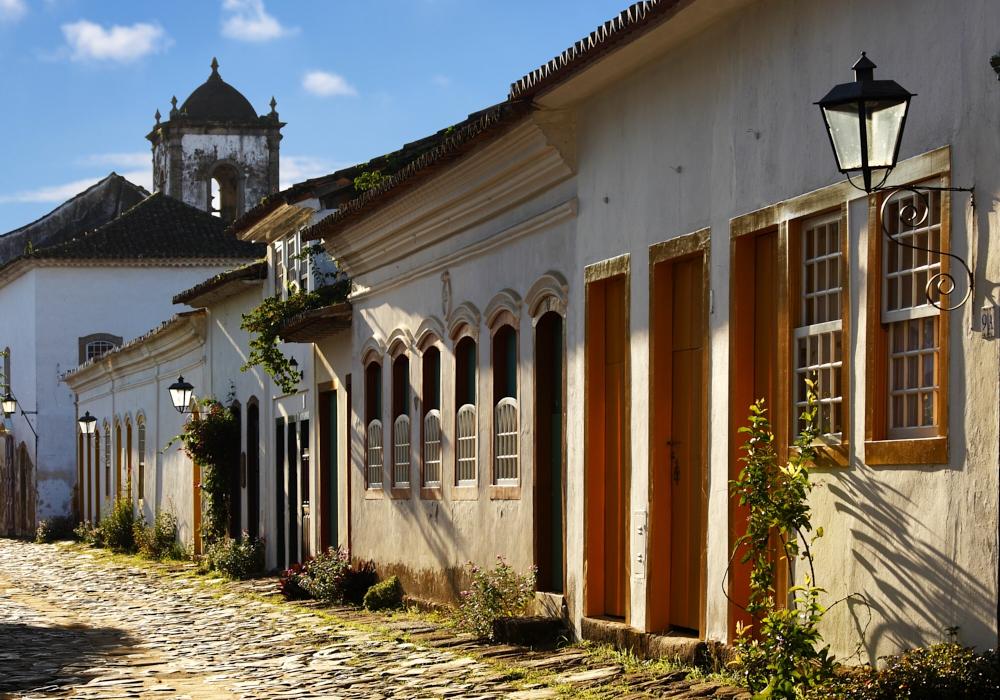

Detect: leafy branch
[239, 244, 350, 395]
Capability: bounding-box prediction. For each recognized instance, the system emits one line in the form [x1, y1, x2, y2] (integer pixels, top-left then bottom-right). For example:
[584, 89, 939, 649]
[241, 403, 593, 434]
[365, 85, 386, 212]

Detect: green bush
[133, 508, 183, 560]
[98, 496, 136, 552]
[74, 520, 101, 545]
[455, 556, 537, 640]
[35, 515, 78, 543]
[814, 644, 999, 700]
[364, 575, 402, 611]
[207, 535, 265, 580]
[287, 547, 377, 605]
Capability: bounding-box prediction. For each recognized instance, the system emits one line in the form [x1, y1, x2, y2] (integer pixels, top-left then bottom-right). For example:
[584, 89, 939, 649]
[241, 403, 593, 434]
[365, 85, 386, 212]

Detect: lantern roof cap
[816, 53, 915, 107]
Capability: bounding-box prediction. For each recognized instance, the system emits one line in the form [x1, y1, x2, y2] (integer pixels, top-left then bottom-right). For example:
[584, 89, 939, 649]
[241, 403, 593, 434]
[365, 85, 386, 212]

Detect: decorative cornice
[0, 256, 257, 289]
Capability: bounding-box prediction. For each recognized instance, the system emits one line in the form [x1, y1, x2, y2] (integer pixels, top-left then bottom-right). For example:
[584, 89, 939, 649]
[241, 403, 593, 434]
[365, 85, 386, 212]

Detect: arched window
[209, 163, 241, 222]
[364, 357, 383, 489]
[137, 420, 146, 501]
[454, 335, 477, 487]
[491, 321, 519, 486]
[391, 352, 411, 490]
[103, 424, 111, 497]
[421, 345, 442, 489]
[86, 340, 116, 362]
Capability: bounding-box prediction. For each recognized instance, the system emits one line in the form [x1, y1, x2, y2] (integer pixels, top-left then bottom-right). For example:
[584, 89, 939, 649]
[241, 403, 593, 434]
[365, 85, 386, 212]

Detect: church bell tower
[146, 58, 283, 222]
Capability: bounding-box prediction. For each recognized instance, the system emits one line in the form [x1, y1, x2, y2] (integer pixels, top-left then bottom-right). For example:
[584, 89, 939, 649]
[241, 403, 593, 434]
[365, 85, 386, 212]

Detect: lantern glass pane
[169, 387, 190, 410]
[867, 99, 907, 168]
[823, 103, 863, 170]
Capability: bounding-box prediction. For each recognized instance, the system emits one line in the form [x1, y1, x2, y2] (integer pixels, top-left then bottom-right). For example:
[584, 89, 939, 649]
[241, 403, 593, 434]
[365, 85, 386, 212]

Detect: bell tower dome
[146, 58, 283, 222]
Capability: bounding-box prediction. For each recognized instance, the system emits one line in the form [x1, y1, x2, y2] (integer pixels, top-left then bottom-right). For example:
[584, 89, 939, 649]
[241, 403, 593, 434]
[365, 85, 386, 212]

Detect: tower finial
[270, 96, 277, 111]
[155, 109, 161, 124]
[210, 57, 220, 79]
[169, 95, 178, 118]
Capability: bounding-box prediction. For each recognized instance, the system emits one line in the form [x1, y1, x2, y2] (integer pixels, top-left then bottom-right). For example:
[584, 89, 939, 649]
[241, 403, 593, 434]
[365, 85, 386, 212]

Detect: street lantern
[1, 392, 15, 416]
[78, 411, 97, 435]
[816, 52, 914, 192]
[168, 376, 194, 413]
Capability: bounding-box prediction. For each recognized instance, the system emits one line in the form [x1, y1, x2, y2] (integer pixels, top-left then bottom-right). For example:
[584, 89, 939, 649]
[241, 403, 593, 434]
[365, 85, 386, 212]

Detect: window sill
[791, 444, 850, 468]
[452, 486, 478, 501]
[390, 487, 412, 500]
[364, 487, 385, 499]
[420, 487, 443, 500]
[490, 485, 521, 500]
[864, 437, 948, 465]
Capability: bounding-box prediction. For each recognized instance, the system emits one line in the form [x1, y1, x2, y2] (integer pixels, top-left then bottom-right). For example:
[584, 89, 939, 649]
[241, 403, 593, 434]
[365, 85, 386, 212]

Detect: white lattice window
[423, 410, 442, 487]
[137, 421, 146, 500]
[456, 404, 477, 486]
[104, 425, 111, 497]
[883, 188, 941, 438]
[86, 340, 116, 361]
[393, 415, 410, 487]
[494, 398, 519, 485]
[367, 419, 383, 488]
[794, 212, 844, 439]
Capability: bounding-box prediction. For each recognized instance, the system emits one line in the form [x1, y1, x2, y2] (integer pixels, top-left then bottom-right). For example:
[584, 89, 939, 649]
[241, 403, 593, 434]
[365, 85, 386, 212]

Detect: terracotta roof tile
[8, 192, 264, 268]
[509, 0, 682, 100]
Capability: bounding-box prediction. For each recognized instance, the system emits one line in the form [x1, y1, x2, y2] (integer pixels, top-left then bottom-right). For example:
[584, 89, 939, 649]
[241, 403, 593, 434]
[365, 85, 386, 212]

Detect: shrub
[134, 508, 182, 560]
[343, 559, 378, 606]
[814, 645, 999, 700]
[74, 520, 101, 546]
[206, 534, 265, 579]
[282, 548, 377, 605]
[455, 556, 537, 640]
[98, 496, 135, 552]
[35, 515, 78, 543]
[279, 559, 313, 600]
[364, 575, 402, 611]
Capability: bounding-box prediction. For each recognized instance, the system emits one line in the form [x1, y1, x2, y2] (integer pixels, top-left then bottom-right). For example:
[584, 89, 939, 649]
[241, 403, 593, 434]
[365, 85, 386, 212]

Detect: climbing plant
[165, 399, 239, 545]
[240, 244, 350, 395]
[729, 381, 835, 699]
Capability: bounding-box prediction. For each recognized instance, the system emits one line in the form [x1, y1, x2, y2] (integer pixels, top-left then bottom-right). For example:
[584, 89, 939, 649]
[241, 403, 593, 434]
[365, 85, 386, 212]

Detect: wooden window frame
[451, 323, 479, 500]
[418, 333, 444, 500]
[489, 310, 520, 500]
[864, 177, 950, 465]
[362, 350, 385, 498]
[389, 342, 412, 499]
[788, 204, 851, 467]
[137, 418, 146, 501]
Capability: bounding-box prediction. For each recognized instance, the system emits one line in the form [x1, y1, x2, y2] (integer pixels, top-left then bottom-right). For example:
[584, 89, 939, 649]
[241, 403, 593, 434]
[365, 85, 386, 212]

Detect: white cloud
[61, 20, 172, 63]
[221, 0, 297, 42]
[75, 152, 150, 169]
[431, 74, 452, 88]
[302, 71, 357, 98]
[279, 156, 353, 191]
[0, 0, 26, 23]
[0, 169, 152, 205]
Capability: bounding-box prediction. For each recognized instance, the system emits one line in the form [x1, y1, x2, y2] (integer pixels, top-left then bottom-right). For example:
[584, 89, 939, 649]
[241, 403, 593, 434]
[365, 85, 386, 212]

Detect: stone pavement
[0, 540, 749, 700]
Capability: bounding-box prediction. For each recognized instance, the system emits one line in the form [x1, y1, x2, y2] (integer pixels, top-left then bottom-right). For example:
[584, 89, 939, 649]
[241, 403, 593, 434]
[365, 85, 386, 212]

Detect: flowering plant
[280, 547, 378, 605]
[455, 556, 537, 640]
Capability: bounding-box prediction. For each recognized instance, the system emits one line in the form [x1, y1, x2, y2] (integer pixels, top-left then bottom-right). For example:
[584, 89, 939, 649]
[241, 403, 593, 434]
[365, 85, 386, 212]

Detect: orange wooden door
[603, 277, 628, 618]
[669, 257, 705, 631]
[731, 232, 781, 637]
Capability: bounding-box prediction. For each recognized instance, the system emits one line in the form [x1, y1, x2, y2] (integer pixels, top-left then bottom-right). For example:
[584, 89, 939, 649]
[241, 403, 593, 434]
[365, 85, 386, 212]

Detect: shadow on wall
[828, 471, 994, 658]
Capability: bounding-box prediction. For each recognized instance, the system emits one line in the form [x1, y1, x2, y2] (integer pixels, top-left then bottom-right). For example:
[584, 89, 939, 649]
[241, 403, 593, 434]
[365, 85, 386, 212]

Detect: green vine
[164, 399, 239, 545]
[729, 380, 835, 698]
[353, 170, 385, 192]
[239, 244, 350, 395]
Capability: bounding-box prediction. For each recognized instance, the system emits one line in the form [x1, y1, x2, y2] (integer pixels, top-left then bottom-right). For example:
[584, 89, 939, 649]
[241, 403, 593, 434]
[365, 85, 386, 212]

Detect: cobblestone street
[0, 540, 747, 700]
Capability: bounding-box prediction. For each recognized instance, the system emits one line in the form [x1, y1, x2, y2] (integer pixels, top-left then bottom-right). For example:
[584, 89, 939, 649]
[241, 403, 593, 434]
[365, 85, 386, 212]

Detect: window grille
[86, 340, 116, 362]
[456, 404, 477, 486]
[423, 409, 442, 487]
[393, 414, 410, 487]
[883, 189, 941, 438]
[494, 397, 519, 485]
[104, 425, 111, 496]
[137, 422, 146, 500]
[794, 213, 843, 438]
[367, 419, 383, 488]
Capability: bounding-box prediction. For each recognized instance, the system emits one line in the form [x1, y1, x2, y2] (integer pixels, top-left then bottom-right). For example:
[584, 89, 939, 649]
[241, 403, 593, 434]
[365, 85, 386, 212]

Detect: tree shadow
[827, 473, 995, 659]
[0, 620, 134, 697]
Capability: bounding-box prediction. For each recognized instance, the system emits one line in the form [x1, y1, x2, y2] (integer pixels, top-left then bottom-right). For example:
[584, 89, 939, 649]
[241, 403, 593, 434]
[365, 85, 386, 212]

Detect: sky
[0, 0, 632, 233]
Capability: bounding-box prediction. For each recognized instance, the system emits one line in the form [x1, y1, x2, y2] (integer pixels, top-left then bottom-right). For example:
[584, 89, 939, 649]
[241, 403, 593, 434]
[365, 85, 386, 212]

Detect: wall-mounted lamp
[168, 376, 195, 413]
[78, 411, 97, 435]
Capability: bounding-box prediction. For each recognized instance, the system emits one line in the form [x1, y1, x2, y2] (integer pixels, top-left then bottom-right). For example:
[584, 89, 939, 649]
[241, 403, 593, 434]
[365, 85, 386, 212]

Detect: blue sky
[0, 0, 631, 233]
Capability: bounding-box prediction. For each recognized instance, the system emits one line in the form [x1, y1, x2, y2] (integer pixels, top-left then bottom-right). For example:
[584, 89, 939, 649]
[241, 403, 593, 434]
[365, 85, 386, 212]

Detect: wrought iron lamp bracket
[875, 184, 974, 312]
